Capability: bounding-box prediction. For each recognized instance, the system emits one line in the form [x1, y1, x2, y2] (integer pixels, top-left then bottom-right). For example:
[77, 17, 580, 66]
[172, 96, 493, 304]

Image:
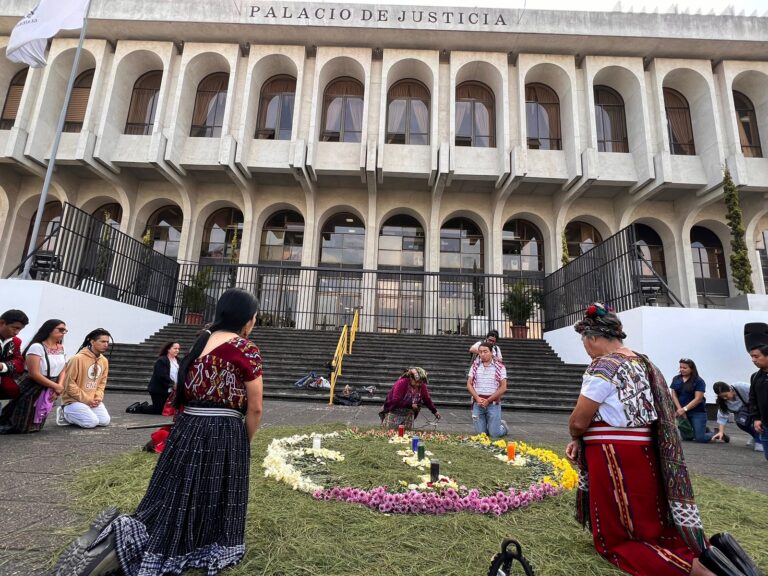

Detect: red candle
[507, 443, 516, 461]
[398, 424, 405, 437]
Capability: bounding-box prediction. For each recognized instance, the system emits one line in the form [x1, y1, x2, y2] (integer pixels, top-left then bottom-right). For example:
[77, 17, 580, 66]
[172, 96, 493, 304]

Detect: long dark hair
[22, 319, 65, 356]
[78, 328, 112, 356]
[713, 381, 732, 414]
[158, 341, 179, 357]
[679, 358, 699, 393]
[174, 288, 258, 407]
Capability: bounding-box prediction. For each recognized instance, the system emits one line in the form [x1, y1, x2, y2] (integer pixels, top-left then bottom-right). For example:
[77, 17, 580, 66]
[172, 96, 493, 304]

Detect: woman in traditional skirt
[57, 288, 263, 576]
[379, 367, 440, 430]
[566, 303, 727, 576]
[0, 319, 67, 433]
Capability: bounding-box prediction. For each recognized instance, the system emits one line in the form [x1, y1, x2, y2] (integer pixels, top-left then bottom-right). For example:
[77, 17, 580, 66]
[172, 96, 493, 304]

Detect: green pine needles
[723, 165, 754, 294]
[560, 230, 570, 267]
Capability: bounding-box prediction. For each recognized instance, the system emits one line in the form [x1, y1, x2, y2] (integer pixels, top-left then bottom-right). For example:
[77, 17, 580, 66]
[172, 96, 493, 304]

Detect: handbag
[733, 388, 752, 428]
[677, 417, 695, 441]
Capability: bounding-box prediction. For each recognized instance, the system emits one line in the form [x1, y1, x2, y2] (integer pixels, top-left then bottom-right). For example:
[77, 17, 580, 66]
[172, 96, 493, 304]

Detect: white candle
[312, 436, 322, 450]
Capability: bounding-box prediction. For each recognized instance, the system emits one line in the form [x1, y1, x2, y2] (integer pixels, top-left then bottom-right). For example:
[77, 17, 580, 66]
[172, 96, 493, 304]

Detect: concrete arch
[523, 62, 575, 155]
[317, 204, 367, 231]
[0, 47, 28, 118]
[592, 65, 646, 154]
[661, 67, 717, 157]
[731, 70, 768, 156]
[133, 197, 184, 239]
[564, 214, 612, 244]
[377, 206, 428, 234]
[503, 211, 552, 271]
[386, 58, 434, 94]
[440, 209, 489, 241]
[175, 51, 232, 142]
[454, 60, 504, 148]
[246, 53, 300, 141]
[79, 194, 126, 219]
[318, 56, 366, 91]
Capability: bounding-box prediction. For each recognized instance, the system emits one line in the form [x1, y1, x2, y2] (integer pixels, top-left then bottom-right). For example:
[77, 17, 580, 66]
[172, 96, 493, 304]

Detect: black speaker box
[744, 323, 768, 352]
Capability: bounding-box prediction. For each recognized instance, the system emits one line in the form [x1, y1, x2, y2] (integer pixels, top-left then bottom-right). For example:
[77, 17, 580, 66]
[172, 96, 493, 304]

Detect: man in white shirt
[467, 341, 508, 438]
[468, 329, 503, 360]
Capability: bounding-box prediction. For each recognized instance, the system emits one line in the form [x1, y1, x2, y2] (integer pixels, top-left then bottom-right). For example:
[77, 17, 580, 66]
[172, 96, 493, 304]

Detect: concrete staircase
[106, 325, 587, 411]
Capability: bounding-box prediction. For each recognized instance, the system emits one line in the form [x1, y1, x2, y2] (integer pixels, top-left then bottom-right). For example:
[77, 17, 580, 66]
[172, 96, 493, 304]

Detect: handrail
[635, 250, 685, 307]
[328, 325, 349, 405]
[348, 307, 360, 353]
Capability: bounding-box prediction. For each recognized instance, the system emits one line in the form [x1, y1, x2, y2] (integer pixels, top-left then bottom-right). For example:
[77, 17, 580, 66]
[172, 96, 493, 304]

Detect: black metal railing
[543, 225, 682, 331]
[9, 203, 179, 314]
[172, 262, 545, 337]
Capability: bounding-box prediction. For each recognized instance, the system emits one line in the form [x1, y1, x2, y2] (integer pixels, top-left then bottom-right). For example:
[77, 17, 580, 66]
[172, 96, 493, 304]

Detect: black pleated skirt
[105, 411, 250, 576]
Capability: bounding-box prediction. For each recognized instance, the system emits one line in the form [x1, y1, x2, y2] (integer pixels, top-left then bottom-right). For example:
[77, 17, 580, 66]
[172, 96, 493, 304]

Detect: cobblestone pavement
[0, 392, 765, 575]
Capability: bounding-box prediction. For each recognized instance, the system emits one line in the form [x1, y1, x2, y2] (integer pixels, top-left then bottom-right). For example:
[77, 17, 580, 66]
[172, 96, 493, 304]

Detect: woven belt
[583, 423, 652, 445]
[184, 407, 244, 419]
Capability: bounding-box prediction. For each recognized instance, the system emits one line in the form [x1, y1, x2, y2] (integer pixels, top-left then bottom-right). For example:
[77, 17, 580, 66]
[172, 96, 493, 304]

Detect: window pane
[409, 133, 428, 145]
[264, 96, 279, 130]
[325, 98, 342, 131]
[378, 235, 401, 250]
[342, 233, 364, 249]
[342, 248, 364, 266]
[280, 94, 294, 131]
[378, 250, 401, 267]
[344, 98, 364, 131]
[474, 103, 490, 137]
[402, 251, 424, 268]
[440, 253, 461, 269]
[440, 238, 461, 252]
[263, 230, 284, 245]
[321, 248, 342, 264]
[410, 100, 429, 134]
[388, 100, 406, 134]
[322, 232, 342, 248]
[456, 102, 472, 137]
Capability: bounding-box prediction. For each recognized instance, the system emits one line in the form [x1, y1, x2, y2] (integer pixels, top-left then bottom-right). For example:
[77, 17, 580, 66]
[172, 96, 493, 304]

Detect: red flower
[586, 305, 598, 317]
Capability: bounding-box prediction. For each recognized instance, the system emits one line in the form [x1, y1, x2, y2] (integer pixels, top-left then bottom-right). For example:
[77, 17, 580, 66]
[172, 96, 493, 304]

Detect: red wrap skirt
[584, 422, 697, 575]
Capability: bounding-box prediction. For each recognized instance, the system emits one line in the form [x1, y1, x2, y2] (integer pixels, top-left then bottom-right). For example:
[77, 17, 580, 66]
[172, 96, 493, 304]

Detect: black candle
[430, 459, 440, 483]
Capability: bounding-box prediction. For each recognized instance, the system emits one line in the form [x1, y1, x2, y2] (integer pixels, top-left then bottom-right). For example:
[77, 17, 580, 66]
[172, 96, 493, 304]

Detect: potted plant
[501, 281, 543, 339]
[182, 267, 212, 325]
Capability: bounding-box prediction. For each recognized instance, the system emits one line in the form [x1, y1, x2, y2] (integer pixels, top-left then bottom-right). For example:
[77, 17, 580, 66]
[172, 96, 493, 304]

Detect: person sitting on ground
[127, 341, 180, 415]
[380, 367, 440, 430]
[469, 329, 503, 360]
[0, 319, 67, 433]
[0, 309, 29, 401]
[712, 381, 760, 451]
[58, 328, 111, 428]
[747, 344, 768, 461]
[670, 358, 715, 443]
[467, 341, 508, 438]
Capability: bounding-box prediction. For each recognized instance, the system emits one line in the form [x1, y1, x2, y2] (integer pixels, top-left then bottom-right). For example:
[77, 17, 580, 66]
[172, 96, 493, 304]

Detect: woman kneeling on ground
[670, 358, 717, 444]
[712, 381, 762, 451]
[380, 367, 440, 430]
[55, 288, 263, 576]
[566, 302, 757, 576]
[127, 341, 180, 415]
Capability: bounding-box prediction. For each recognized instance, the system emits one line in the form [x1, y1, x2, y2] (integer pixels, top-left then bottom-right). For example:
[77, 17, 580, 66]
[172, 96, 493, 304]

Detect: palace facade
[1, 1, 768, 332]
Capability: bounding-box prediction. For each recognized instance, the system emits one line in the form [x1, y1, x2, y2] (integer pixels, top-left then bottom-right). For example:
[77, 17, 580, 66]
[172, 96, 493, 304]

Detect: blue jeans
[736, 420, 760, 441]
[471, 403, 508, 438]
[687, 411, 713, 443]
[760, 430, 768, 461]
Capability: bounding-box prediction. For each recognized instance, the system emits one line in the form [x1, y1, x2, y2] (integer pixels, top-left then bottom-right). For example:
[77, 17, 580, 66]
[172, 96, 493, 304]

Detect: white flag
[6, 0, 90, 68]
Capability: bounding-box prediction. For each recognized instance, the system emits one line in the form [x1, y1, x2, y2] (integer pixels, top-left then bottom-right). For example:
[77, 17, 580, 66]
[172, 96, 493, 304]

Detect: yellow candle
[507, 443, 516, 461]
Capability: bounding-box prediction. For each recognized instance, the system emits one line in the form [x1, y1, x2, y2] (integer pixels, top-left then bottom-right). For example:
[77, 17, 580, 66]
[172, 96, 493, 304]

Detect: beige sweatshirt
[61, 348, 109, 406]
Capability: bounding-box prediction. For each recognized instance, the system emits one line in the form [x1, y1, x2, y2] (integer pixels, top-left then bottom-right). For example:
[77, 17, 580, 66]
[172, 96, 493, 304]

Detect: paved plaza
[0, 392, 765, 575]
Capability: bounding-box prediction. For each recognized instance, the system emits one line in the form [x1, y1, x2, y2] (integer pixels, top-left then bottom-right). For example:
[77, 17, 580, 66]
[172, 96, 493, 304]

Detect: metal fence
[543, 224, 681, 331]
[9, 203, 179, 314]
[173, 262, 545, 337]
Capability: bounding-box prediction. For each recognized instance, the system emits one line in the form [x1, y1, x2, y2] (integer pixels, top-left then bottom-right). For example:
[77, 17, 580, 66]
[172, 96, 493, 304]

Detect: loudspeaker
[744, 323, 768, 352]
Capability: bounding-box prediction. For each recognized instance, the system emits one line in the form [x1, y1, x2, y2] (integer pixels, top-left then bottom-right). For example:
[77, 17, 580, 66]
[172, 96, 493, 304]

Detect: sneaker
[722, 434, 730, 444]
[53, 507, 119, 576]
[746, 438, 754, 447]
[500, 419, 509, 436]
[55, 406, 69, 427]
[755, 443, 764, 452]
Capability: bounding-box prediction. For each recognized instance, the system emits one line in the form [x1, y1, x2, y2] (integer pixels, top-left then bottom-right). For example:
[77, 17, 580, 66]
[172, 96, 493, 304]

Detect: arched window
[190, 72, 229, 138]
[733, 91, 762, 158]
[386, 80, 429, 145]
[319, 212, 365, 267]
[200, 207, 243, 263]
[691, 225, 729, 300]
[503, 219, 543, 273]
[1, 68, 27, 130]
[145, 205, 183, 260]
[63, 69, 94, 133]
[322, 78, 364, 143]
[455, 82, 495, 148]
[259, 209, 304, 264]
[526, 83, 561, 150]
[124, 71, 162, 135]
[256, 75, 296, 140]
[378, 214, 425, 270]
[664, 88, 695, 156]
[24, 201, 63, 254]
[440, 217, 483, 272]
[92, 203, 122, 228]
[634, 223, 666, 278]
[565, 221, 603, 259]
[594, 85, 628, 153]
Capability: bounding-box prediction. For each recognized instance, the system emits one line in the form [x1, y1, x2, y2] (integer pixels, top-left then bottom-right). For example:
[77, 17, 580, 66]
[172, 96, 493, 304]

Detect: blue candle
[411, 436, 420, 452]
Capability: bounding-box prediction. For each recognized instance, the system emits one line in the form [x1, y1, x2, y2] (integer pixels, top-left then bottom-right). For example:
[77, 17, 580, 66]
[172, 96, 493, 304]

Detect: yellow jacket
[61, 348, 109, 406]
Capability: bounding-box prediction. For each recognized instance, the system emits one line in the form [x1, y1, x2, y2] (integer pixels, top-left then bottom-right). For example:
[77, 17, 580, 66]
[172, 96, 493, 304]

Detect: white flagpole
[21, 0, 93, 279]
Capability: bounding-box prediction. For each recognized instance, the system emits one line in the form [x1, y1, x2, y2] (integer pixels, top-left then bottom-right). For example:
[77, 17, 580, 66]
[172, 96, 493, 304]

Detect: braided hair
[174, 288, 259, 408]
[573, 302, 627, 341]
[78, 328, 112, 357]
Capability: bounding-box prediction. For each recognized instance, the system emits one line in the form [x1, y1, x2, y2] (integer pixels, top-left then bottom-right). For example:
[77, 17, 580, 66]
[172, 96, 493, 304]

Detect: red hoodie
[0, 336, 25, 399]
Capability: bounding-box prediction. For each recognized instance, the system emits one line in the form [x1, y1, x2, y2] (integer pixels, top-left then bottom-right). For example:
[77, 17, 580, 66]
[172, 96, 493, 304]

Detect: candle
[430, 459, 440, 483]
[398, 424, 405, 437]
[417, 443, 425, 461]
[507, 442, 516, 461]
[312, 436, 322, 450]
[411, 436, 420, 452]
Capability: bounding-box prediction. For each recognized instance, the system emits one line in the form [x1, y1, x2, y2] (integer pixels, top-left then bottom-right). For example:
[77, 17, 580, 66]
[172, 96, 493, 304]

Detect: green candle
[417, 443, 425, 460]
